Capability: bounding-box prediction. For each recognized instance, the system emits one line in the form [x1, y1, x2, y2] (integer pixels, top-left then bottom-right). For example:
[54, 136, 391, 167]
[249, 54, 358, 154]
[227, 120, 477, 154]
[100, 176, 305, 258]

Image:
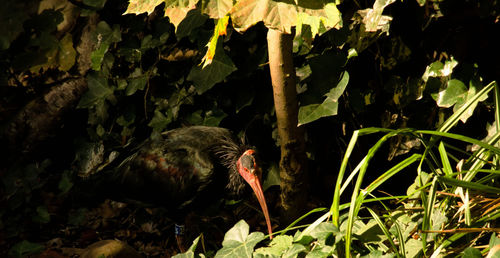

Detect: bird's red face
[237, 149, 273, 238]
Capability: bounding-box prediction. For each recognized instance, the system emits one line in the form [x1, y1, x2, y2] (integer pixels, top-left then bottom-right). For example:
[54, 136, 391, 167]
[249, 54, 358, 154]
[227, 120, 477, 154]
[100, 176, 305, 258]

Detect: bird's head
[237, 149, 273, 239]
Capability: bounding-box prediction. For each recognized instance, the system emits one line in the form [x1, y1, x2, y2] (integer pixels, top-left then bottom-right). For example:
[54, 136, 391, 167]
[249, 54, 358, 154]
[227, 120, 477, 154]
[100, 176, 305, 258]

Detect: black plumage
[78, 126, 273, 237]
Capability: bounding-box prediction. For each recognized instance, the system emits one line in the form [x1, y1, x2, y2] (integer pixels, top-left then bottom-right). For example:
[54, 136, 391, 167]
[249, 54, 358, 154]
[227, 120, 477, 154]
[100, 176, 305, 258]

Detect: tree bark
[267, 29, 308, 223]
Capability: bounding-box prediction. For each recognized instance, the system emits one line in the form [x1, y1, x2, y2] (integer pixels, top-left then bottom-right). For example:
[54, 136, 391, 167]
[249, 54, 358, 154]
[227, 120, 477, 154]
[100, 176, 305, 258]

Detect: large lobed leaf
[230, 0, 341, 34]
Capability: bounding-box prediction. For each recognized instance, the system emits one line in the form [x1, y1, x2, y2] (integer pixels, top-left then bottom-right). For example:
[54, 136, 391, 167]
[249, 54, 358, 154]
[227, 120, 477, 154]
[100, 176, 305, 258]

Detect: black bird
[79, 126, 273, 240]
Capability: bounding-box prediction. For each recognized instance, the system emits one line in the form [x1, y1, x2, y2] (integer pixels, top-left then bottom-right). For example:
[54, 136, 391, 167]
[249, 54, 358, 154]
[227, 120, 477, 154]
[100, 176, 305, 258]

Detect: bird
[77, 126, 273, 244]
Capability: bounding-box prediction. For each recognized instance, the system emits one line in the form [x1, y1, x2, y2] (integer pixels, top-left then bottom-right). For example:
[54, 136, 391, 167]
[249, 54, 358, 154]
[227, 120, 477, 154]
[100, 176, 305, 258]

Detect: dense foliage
[0, 0, 498, 257]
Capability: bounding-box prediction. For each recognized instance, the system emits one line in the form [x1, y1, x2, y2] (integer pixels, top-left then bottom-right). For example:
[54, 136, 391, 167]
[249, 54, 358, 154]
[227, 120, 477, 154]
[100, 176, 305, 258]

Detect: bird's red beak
[237, 150, 273, 239]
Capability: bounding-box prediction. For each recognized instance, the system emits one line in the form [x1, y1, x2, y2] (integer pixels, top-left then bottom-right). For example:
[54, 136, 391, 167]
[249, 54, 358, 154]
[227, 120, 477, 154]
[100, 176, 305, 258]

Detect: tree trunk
[266, 29, 308, 223]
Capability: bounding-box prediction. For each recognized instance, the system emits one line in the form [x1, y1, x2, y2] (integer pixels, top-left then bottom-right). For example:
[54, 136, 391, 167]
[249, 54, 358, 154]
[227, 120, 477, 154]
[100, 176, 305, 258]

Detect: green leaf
[176, 9, 209, 39]
[83, 0, 107, 9]
[215, 220, 266, 258]
[173, 235, 201, 258]
[282, 244, 306, 258]
[91, 43, 110, 71]
[8, 240, 44, 258]
[298, 71, 349, 125]
[436, 79, 467, 108]
[309, 222, 338, 241]
[255, 235, 293, 257]
[362, 0, 396, 32]
[454, 78, 487, 123]
[68, 208, 88, 226]
[360, 250, 395, 258]
[32, 206, 50, 224]
[462, 247, 482, 258]
[58, 170, 74, 194]
[490, 233, 500, 248]
[0, 1, 30, 50]
[298, 102, 337, 126]
[126, 70, 148, 96]
[263, 163, 280, 191]
[93, 22, 121, 53]
[148, 110, 171, 131]
[187, 41, 236, 94]
[77, 72, 113, 108]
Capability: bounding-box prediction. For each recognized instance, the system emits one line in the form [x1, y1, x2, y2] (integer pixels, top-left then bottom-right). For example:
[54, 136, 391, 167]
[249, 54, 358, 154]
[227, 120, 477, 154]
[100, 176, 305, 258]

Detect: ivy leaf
[187, 40, 236, 94]
[203, 107, 227, 126]
[32, 206, 50, 224]
[8, 240, 44, 258]
[215, 220, 266, 258]
[94, 21, 122, 45]
[83, 0, 107, 9]
[176, 9, 208, 39]
[455, 78, 487, 123]
[57, 33, 77, 71]
[436, 79, 467, 108]
[0, 1, 30, 50]
[173, 235, 201, 258]
[255, 235, 293, 257]
[148, 110, 171, 131]
[361, 0, 395, 32]
[58, 170, 74, 194]
[422, 57, 458, 82]
[462, 247, 482, 258]
[298, 71, 348, 125]
[77, 72, 113, 108]
[309, 222, 339, 241]
[126, 71, 148, 96]
[282, 244, 306, 258]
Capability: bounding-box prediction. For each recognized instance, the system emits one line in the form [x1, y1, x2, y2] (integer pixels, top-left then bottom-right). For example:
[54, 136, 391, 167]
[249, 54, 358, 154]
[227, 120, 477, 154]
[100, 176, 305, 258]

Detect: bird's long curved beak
[243, 172, 273, 239]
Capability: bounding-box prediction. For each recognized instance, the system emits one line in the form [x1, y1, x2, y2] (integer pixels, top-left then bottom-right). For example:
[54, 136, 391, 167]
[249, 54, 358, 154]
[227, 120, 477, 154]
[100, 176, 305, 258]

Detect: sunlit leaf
[362, 0, 395, 32]
[215, 220, 265, 258]
[164, 0, 200, 28]
[230, 0, 341, 34]
[201, 16, 229, 67]
[255, 235, 293, 257]
[124, 0, 164, 15]
[436, 79, 467, 108]
[201, 0, 234, 19]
